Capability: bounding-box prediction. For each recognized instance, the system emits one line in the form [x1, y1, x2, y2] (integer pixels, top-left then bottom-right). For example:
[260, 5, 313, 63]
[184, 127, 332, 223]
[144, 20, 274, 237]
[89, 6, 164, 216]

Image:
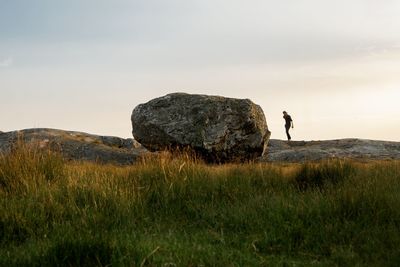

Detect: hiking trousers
[285, 124, 291, 141]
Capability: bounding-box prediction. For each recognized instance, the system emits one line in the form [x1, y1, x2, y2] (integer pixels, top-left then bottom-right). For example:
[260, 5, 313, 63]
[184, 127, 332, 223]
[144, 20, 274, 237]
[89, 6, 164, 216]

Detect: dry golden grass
[1, 144, 399, 266]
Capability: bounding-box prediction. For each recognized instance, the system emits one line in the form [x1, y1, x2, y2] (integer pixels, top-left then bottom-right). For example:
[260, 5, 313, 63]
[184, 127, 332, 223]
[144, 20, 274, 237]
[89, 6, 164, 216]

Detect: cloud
[0, 57, 13, 67]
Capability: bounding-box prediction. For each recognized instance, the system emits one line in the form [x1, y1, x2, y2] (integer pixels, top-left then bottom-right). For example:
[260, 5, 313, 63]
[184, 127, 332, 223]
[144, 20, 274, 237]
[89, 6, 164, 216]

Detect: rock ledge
[0, 128, 146, 165]
[263, 139, 400, 162]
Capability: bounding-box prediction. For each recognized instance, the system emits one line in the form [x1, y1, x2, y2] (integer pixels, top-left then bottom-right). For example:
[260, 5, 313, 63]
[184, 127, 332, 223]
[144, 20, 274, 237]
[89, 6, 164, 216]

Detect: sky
[1, 0, 400, 141]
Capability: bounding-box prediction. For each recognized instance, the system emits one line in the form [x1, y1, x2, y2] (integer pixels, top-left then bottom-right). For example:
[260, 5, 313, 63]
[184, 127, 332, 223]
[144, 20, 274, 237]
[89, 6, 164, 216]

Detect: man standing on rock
[283, 111, 294, 141]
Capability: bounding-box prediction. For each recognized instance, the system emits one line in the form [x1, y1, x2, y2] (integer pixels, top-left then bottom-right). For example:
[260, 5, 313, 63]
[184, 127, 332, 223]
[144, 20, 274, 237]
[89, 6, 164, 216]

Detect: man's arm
[291, 120, 294, 128]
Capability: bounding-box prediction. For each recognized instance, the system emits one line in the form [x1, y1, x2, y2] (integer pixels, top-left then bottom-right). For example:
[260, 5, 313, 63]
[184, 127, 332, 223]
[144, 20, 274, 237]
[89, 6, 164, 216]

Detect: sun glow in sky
[1, 0, 399, 141]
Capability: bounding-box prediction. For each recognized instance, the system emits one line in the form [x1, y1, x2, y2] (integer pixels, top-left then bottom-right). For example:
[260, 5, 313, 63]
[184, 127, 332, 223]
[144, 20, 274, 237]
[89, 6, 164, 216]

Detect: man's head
[283, 111, 287, 115]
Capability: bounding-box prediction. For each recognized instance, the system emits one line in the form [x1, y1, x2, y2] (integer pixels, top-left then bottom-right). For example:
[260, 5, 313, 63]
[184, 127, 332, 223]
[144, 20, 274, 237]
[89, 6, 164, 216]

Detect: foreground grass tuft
[293, 159, 355, 190]
[0, 141, 64, 194]
[0, 146, 399, 266]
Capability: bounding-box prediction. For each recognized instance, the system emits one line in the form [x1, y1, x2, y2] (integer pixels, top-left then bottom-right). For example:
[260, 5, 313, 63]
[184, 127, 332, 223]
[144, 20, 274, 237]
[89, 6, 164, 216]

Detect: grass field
[1, 144, 400, 266]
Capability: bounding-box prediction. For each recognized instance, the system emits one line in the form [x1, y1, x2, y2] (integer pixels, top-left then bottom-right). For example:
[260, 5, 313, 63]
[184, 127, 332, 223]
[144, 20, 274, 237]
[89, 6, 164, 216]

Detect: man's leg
[285, 126, 291, 140]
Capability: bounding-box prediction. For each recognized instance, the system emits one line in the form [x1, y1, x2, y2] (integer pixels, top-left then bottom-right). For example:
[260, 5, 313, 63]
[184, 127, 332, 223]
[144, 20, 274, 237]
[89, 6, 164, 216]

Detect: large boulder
[131, 93, 271, 162]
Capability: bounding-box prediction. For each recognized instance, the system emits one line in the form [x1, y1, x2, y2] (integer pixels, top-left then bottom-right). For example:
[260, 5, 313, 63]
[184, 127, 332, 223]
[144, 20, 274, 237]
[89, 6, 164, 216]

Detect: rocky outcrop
[263, 139, 400, 162]
[131, 93, 271, 162]
[1, 128, 398, 164]
[0, 128, 147, 165]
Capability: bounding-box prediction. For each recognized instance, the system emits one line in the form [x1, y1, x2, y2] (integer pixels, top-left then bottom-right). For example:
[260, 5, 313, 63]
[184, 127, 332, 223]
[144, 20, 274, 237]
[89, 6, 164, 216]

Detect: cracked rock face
[131, 93, 271, 162]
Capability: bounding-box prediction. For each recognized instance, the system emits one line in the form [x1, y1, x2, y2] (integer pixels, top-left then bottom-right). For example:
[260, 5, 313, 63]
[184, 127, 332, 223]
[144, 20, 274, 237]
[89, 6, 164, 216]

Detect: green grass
[1, 145, 400, 266]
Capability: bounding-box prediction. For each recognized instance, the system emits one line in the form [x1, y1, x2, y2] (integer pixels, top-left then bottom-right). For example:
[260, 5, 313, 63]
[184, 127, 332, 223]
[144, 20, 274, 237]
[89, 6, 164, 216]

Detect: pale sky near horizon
[1, 0, 400, 141]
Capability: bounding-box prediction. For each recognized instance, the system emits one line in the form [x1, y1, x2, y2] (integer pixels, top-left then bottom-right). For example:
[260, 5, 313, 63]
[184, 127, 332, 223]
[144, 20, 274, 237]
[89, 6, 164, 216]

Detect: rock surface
[0, 128, 147, 165]
[263, 139, 400, 162]
[131, 93, 271, 162]
[1, 129, 398, 164]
